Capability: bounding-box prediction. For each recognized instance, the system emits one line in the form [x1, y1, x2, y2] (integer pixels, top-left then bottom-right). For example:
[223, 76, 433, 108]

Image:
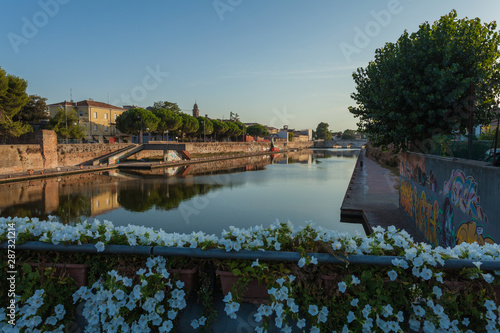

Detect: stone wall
[57, 143, 133, 166]
[0, 131, 312, 174]
[399, 152, 500, 247]
[185, 141, 313, 154]
[0, 144, 45, 173]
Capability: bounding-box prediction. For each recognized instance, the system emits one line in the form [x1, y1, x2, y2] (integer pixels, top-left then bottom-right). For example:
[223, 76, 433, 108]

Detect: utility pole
[467, 83, 475, 160]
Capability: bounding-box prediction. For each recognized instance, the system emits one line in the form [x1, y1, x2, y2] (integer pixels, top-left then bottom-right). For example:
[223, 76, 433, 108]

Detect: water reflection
[0, 149, 363, 235]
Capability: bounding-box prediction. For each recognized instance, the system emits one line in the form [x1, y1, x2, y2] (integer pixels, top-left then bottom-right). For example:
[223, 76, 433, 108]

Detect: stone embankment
[0, 130, 313, 182]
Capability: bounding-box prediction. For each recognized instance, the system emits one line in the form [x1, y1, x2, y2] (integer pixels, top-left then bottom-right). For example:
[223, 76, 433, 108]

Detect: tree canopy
[179, 113, 199, 140]
[211, 119, 228, 140]
[47, 108, 86, 140]
[196, 116, 213, 137]
[116, 108, 159, 136]
[342, 129, 358, 140]
[0, 67, 30, 138]
[13, 95, 49, 124]
[149, 101, 181, 113]
[349, 10, 500, 151]
[224, 121, 241, 139]
[315, 122, 332, 140]
[153, 108, 182, 138]
[247, 124, 269, 139]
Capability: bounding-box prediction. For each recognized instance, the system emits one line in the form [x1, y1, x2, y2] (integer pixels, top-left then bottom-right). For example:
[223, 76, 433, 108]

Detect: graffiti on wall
[400, 155, 494, 247]
[442, 169, 492, 246]
[400, 179, 439, 247]
[166, 150, 182, 161]
[456, 221, 494, 245]
[442, 169, 488, 224]
[400, 158, 438, 193]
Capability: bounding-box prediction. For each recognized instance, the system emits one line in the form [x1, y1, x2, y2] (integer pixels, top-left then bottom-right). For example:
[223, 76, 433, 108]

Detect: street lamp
[200, 119, 206, 142]
[137, 115, 143, 144]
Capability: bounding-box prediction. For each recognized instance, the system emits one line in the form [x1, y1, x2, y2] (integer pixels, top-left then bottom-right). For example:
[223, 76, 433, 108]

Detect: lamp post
[200, 119, 206, 142]
[63, 106, 68, 144]
[137, 115, 143, 144]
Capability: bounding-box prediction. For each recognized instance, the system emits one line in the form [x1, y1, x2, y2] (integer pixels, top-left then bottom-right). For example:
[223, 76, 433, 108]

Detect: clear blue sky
[1, 0, 499, 131]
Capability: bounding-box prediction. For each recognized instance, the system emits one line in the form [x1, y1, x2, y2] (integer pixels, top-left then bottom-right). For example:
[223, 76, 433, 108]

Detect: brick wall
[184, 141, 313, 154]
[57, 143, 133, 166]
[0, 131, 313, 175]
[0, 144, 45, 173]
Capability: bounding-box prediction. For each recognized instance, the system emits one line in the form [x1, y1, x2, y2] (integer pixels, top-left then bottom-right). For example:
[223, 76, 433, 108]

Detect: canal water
[0, 149, 364, 236]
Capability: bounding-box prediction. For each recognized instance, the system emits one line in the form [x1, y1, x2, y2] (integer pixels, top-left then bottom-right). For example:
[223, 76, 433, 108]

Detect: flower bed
[1, 216, 500, 332]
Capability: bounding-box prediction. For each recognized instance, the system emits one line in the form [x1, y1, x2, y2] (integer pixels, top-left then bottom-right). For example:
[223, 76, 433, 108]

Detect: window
[79, 111, 83, 117]
[93, 112, 97, 119]
[93, 125, 98, 131]
[104, 126, 108, 132]
[114, 114, 117, 120]
[104, 113, 108, 120]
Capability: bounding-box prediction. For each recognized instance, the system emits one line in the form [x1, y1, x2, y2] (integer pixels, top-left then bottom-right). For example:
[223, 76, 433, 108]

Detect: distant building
[300, 129, 313, 141]
[276, 131, 288, 140]
[192, 103, 200, 118]
[265, 126, 278, 135]
[48, 99, 127, 142]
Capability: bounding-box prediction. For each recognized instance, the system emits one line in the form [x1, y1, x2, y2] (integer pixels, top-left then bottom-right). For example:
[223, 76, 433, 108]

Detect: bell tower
[192, 103, 199, 117]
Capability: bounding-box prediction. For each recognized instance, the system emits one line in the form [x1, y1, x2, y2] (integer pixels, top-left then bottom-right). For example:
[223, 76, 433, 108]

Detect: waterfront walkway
[341, 150, 426, 243]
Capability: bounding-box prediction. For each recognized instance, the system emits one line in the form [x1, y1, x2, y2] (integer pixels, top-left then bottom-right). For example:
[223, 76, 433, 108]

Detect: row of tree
[315, 122, 359, 140]
[0, 68, 272, 142]
[115, 102, 254, 142]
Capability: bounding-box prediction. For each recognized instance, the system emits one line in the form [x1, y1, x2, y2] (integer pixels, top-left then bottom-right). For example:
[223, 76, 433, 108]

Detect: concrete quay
[341, 150, 426, 243]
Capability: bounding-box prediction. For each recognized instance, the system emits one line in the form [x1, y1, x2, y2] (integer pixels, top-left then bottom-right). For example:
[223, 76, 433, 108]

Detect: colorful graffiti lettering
[400, 179, 439, 246]
[456, 221, 494, 246]
[415, 190, 439, 247]
[400, 180, 414, 218]
[443, 169, 488, 224]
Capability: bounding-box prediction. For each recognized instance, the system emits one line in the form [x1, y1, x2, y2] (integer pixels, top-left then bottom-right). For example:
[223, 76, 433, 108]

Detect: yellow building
[90, 190, 120, 217]
[48, 99, 127, 142]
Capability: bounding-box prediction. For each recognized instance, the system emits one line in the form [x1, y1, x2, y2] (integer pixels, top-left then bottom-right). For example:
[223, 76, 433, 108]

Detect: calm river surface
[0, 149, 364, 236]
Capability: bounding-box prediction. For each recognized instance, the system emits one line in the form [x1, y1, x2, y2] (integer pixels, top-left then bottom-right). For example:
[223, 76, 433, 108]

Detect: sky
[1, 1, 499, 132]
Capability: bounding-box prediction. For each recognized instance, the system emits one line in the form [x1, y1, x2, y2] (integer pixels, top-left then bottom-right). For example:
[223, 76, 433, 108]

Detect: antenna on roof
[70, 88, 73, 103]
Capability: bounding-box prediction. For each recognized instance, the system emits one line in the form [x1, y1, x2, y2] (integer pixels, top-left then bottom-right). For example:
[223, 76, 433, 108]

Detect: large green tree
[234, 121, 247, 141]
[211, 119, 228, 141]
[179, 113, 199, 141]
[196, 116, 213, 140]
[349, 11, 500, 151]
[149, 101, 181, 113]
[0, 67, 31, 138]
[315, 122, 332, 140]
[153, 108, 182, 140]
[47, 108, 86, 141]
[247, 124, 270, 140]
[224, 121, 241, 140]
[116, 108, 159, 143]
[13, 95, 49, 124]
